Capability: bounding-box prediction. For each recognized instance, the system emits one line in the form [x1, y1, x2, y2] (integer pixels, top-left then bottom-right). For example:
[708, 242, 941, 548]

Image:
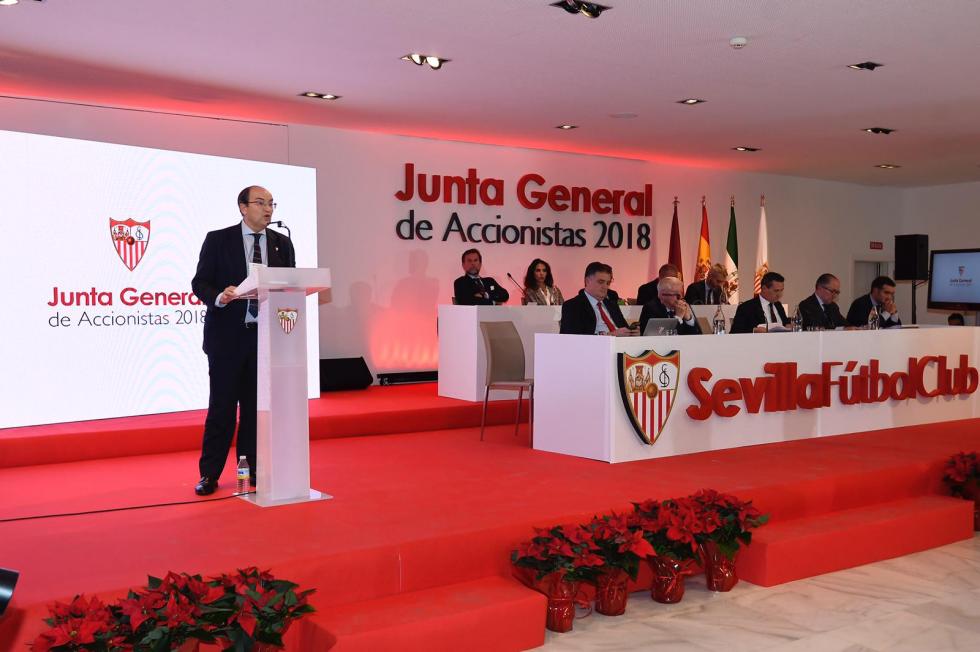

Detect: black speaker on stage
[319, 357, 373, 391]
[894, 234, 929, 281]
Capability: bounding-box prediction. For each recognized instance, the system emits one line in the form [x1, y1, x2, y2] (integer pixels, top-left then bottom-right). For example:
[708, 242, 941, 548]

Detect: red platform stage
[0, 384, 977, 651]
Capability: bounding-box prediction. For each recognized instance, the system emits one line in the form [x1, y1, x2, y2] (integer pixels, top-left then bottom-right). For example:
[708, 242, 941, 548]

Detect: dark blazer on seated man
[730, 296, 789, 333]
[560, 289, 628, 335]
[798, 293, 848, 330]
[846, 294, 902, 329]
[635, 279, 659, 307]
[639, 300, 702, 335]
[453, 274, 509, 305]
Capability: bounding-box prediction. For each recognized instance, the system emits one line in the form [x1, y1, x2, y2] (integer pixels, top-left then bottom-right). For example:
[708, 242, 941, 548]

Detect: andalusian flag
[725, 197, 740, 303]
[668, 197, 683, 283]
[753, 195, 769, 296]
[693, 196, 711, 282]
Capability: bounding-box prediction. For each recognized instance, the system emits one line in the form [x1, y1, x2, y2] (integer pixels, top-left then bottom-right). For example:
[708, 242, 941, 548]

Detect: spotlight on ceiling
[847, 61, 883, 71]
[556, 124, 579, 130]
[677, 98, 706, 105]
[732, 146, 760, 152]
[874, 163, 901, 169]
[299, 92, 340, 100]
[401, 53, 449, 70]
[0, 1, 20, 6]
[863, 127, 894, 135]
[550, 1, 611, 19]
[0, 568, 19, 616]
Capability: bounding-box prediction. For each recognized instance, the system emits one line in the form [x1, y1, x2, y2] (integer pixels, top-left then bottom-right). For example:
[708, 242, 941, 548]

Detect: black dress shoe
[195, 476, 218, 496]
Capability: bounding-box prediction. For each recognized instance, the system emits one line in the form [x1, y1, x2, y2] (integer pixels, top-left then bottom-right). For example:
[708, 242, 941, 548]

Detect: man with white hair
[639, 276, 702, 335]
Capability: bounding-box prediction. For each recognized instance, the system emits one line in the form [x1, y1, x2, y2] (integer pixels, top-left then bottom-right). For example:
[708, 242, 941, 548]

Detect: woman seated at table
[522, 258, 564, 306]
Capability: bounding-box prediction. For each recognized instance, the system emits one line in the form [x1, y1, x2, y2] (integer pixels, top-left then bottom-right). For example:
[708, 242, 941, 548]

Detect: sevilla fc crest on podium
[277, 308, 298, 334]
[109, 218, 151, 271]
[617, 349, 680, 445]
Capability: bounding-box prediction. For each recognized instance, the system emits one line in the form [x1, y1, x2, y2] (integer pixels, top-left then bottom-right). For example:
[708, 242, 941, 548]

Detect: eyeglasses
[248, 200, 277, 210]
[819, 286, 840, 296]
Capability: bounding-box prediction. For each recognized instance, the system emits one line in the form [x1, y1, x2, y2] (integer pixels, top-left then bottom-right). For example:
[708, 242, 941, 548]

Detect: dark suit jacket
[636, 279, 659, 307]
[846, 294, 902, 328]
[453, 275, 509, 305]
[798, 294, 848, 330]
[639, 301, 702, 335]
[560, 289, 628, 335]
[730, 296, 789, 334]
[685, 280, 726, 306]
[191, 223, 296, 356]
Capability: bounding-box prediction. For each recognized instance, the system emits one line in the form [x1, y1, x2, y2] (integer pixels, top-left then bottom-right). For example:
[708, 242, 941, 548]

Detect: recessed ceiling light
[298, 92, 340, 100]
[874, 164, 901, 169]
[677, 98, 706, 105]
[848, 61, 883, 71]
[863, 127, 895, 135]
[0, 1, 20, 6]
[556, 124, 578, 130]
[732, 146, 760, 152]
[551, 1, 611, 18]
[401, 53, 449, 69]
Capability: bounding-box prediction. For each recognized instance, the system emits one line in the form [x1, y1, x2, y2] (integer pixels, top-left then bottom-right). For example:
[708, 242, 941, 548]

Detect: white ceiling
[2, 0, 979, 187]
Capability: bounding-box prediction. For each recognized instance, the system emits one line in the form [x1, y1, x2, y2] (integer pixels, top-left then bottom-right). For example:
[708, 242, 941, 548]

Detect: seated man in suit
[846, 275, 902, 329]
[730, 271, 790, 333]
[640, 276, 702, 334]
[453, 248, 509, 305]
[560, 262, 637, 336]
[797, 273, 850, 330]
[684, 264, 729, 305]
[636, 263, 680, 307]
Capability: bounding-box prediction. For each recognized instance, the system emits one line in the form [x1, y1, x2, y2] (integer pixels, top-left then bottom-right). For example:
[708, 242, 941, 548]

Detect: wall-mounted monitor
[928, 248, 980, 311]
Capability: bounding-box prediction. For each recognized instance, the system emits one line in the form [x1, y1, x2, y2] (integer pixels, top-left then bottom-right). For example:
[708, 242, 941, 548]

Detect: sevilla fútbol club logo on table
[109, 218, 151, 271]
[277, 308, 298, 334]
[617, 349, 680, 445]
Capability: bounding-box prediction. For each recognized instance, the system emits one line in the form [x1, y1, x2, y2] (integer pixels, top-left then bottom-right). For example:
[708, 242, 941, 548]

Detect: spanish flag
[694, 196, 711, 282]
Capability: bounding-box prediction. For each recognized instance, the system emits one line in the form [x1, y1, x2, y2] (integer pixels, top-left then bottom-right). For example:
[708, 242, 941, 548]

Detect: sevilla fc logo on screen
[277, 308, 298, 334]
[109, 218, 151, 271]
[617, 349, 680, 445]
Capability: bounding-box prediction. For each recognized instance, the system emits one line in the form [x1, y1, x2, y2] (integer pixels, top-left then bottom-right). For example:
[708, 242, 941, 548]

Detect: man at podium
[190, 185, 296, 496]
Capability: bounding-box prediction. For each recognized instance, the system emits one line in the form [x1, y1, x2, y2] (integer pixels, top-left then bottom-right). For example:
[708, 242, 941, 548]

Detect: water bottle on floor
[237, 456, 250, 494]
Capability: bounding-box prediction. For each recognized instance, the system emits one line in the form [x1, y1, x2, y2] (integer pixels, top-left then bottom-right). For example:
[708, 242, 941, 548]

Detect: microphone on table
[506, 273, 529, 303]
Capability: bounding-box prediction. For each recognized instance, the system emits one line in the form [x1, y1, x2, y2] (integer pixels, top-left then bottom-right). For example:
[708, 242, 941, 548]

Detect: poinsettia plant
[206, 566, 316, 649]
[511, 524, 604, 582]
[31, 569, 315, 652]
[690, 489, 769, 559]
[585, 512, 655, 580]
[633, 497, 707, 562]
[943, 451, 979, 497]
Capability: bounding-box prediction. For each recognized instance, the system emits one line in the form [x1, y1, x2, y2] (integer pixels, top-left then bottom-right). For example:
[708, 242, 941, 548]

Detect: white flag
[753, 198, 768, 296]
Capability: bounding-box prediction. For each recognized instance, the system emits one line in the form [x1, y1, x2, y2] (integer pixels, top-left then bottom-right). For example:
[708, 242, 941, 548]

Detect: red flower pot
[648, 556, 688, 603]
[961, 483, 980, 531]
[594, 568, 629, 616]
[539, 573, 579, 633]
[700, 540, 739, 592]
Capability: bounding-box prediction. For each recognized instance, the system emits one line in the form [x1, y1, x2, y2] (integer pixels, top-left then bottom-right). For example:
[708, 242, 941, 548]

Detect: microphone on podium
[271, 221, 295, 266]
[506, 273, 529, 302]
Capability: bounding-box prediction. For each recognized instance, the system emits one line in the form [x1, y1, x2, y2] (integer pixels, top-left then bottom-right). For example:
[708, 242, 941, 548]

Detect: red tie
[597, 301, 617, 332]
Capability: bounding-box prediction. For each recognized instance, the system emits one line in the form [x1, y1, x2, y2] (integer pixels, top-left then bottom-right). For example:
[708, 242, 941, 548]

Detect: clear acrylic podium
[236, 264, 333, 507]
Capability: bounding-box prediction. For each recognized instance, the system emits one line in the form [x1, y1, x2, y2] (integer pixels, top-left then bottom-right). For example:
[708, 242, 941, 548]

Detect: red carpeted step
[739, 495, 975, 586]
[288, 576, 546, 652]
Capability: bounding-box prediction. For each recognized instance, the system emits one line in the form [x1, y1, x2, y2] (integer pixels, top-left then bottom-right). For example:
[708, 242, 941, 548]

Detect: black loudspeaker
[894, 234, 929, 281]
[319, 357, 373, 391]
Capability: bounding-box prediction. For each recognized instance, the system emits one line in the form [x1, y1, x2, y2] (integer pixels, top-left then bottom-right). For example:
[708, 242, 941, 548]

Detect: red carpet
[0, 384, 977, 650]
